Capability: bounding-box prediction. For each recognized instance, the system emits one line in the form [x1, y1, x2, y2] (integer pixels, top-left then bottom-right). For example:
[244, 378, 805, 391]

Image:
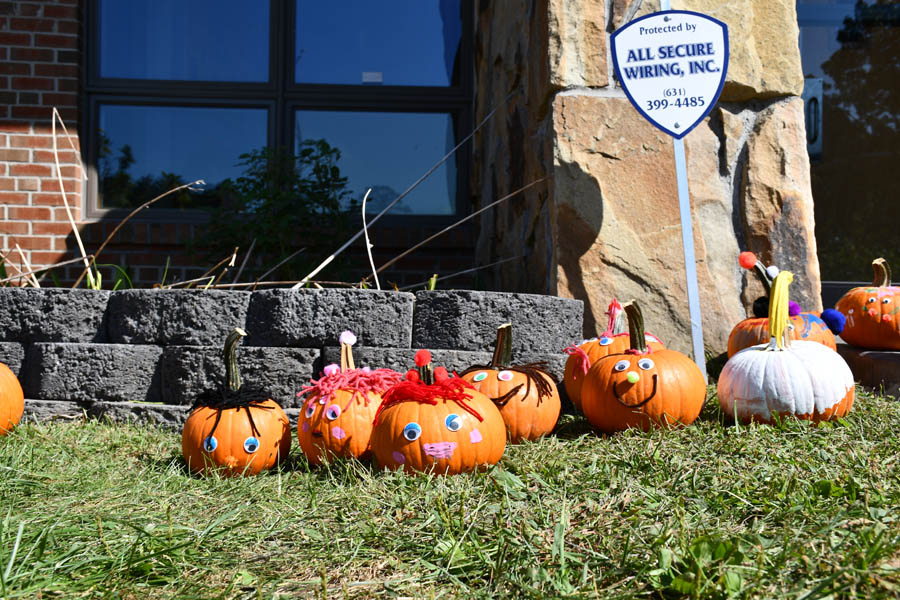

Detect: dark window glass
[98, 105, 268, 210]
[295, 0, 462, 86]
[798, 0, 900, 279]
[98, 0, 269, 81]
[295, 110, 456, 215]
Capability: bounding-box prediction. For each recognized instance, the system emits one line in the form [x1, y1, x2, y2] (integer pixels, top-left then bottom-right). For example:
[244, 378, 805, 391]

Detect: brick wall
[0, 0, 477, 290]
[0, 0, 82, 276]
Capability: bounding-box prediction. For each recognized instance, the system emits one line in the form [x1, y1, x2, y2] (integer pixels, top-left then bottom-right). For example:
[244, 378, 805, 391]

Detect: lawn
[1, 387, 899, 599]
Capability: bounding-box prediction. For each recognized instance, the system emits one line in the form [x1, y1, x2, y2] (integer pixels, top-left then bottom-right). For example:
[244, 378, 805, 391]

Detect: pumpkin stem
[623, 301, 649, 354]
[419, 363, 435, 385]
[767, 271, 794, 350]
[751, 262, 772, 295]
[224, 327, 247, 392]
[490, 323, 513, 368]
[602, 298, 626, 336]
[872, 258, 891, 287]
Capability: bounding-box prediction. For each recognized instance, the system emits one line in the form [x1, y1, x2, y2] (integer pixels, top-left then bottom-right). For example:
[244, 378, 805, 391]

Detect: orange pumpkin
[563, 299, 664, 412]
[371, 350, 506, 475]
[581, 301, 706, 433]
[728, 252, 836, 356]
[297, 330, 402, 465]
[836, 258, 900, 350]
[0, 362, 24, 436]
[460, 324, 560, 443]
[182, 328, 291, 476]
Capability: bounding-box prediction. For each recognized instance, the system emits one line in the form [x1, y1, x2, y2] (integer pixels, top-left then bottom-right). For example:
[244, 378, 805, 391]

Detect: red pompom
[434, 366, 449, 381]
[414, 349, 432, 367]
[738, 251, 757, 270]
[405, 369, 420, 382]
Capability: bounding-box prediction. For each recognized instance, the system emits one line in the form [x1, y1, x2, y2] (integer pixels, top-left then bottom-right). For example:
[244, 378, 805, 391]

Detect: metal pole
[660, 0, 707, 380]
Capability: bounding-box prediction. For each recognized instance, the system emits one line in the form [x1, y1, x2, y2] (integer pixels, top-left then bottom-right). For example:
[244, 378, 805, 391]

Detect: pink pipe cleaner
[563, 344, 591, 377]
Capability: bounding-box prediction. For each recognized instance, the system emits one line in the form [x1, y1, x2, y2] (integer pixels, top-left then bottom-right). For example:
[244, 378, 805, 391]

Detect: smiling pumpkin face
[581, 349, 706, 432]
[371, 368, 506, 475]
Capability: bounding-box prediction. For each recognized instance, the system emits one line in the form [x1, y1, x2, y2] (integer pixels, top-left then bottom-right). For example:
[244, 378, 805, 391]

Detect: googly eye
[599, 336, 613, 346]
[883, 298, 891, 304]
[445, 414, 462, 432]
[402, 422, 422, 441]
[243, 436, 260, 454]
[325, 405, 341, 421]
[304, 404, 316, 418]
[498, 370, 514, 381]
[614, 359, 630, 372]
[868, 297, 877, 303]
[638, 358, 655, 370]
[472, 371, 488, 382]
[203, 436, 217, 452]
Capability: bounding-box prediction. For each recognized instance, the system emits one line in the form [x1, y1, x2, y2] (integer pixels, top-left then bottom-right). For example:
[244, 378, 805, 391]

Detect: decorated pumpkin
[296, 330, 402, 465]
[371, 350, 506, 474]
[459, 323, 560, 443]
[718, 271, 855, 424]
[0, 362, 24, 436]
[581, 301, 706, 432]
[727, 252, 837, 357]
[563, 298, 664, 412]
[835, 258, 900, 350]
[182, 328, 292, 476]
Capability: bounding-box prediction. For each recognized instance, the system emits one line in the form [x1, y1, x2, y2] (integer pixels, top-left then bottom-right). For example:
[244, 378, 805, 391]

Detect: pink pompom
[414, 349, 432, 367]
[339, 330, 357, 346]
[323, 363, 340, 376]
[738, 252, 757, 270]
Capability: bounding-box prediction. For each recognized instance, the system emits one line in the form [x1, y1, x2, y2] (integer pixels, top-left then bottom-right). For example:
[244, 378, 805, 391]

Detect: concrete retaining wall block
[161, 346, 320, 408]
[0, 288, 109, 343]
[413, 291, 584, 354]
[106, 289, 251, 346]
[246, 289, 415, 348]
[0, 342, 25, 377]
[320, 346, 493, 375]
[24, 343, 163, 403]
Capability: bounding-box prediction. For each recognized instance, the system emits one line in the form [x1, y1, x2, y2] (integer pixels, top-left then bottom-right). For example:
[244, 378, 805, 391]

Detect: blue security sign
[611, 11, 728, 139]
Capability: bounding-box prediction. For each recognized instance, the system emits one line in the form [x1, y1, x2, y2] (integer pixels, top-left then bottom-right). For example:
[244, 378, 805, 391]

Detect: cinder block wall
[0, 288, 583, 427]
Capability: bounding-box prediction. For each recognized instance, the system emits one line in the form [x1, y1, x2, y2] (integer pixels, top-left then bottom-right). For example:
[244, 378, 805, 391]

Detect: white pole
[660, 0, 707, 380]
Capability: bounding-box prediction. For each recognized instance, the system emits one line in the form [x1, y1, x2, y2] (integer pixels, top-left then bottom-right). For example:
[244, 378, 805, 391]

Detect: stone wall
[0, 288, 582, 428]
[472, 0, 819, 356]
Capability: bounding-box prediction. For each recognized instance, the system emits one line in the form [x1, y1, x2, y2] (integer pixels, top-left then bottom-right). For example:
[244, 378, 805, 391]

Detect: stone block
[0, 342, 25, 377]
[24, 343, 163, 403]
[0, 288, 109, 343]
[245, 289, 414, 348]
[106, 289, 251, 346]
[161, 346, 320, 408]
[413, 290, 583, 354]
[22, 399, 84, 422]
[84, 401, 190, 429]
[837, 344, 900, 399]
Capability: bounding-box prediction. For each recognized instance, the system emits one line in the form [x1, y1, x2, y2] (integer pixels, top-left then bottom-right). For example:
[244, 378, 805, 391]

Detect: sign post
[610, 5, 729, 380]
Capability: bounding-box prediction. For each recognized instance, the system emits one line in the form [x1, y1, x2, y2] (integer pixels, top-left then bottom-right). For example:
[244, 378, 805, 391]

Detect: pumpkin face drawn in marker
[296, 330, 402, 466]
[835, 258, 900, 350]
[460, 324, 561, 443]
[371, 350, 506, 475]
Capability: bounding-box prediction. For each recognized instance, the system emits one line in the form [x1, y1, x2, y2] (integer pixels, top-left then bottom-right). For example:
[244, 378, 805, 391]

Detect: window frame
[81, 0, 474, 224]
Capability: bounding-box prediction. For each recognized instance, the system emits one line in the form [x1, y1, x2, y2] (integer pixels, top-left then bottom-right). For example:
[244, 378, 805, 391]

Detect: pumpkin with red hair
[371, 351, 506, 474]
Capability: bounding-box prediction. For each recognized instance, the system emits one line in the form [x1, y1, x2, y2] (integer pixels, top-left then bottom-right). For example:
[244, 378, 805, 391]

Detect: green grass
[2, 388, 900, 599]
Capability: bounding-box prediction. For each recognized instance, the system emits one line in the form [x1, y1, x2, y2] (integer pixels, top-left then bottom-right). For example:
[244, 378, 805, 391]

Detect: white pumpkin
[717, 271, 855, 424]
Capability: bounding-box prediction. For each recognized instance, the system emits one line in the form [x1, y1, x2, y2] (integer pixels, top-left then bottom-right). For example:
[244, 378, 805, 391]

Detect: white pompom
[766, 265, 780, 279]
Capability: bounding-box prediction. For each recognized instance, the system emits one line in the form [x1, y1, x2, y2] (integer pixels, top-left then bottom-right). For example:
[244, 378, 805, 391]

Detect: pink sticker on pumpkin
[392, 451, 406, 464]
[331, 426, 346, 439]
[498, 370, 514, 381]
[469, 429, 483, 444]
[423, 441, 457, 459]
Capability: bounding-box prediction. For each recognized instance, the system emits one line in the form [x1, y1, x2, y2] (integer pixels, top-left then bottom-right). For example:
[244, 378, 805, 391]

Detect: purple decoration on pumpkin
[788, 301, 802, 317]
[820, 309, 846, 335]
